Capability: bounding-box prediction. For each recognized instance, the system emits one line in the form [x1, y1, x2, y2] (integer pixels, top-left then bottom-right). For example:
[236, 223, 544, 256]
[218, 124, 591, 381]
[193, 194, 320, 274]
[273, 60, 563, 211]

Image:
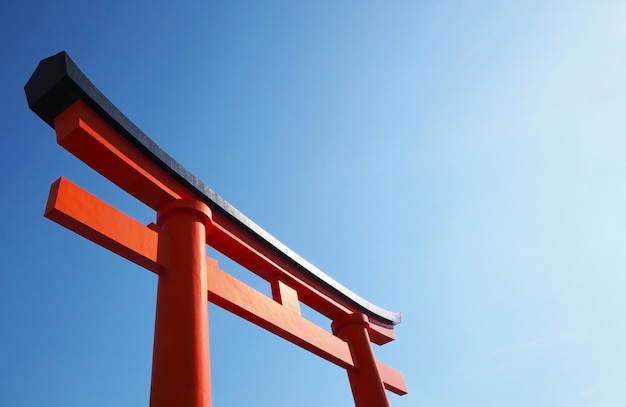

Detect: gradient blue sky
[2, 2, 626, 406]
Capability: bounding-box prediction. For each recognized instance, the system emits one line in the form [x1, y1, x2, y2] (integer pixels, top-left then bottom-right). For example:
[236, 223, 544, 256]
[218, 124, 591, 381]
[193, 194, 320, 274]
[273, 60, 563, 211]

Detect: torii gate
[25, 52, 407, 407]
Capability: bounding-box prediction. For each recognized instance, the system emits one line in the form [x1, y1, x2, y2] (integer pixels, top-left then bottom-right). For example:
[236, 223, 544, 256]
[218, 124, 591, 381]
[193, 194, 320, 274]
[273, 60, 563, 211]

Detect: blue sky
[2, 1, 626, 406]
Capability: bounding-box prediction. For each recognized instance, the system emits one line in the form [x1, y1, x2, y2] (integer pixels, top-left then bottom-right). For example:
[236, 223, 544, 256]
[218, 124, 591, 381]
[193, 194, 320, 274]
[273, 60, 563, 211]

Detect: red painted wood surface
[46, 100, 408, 405]
[44, 177, 408, 396]
[54, 100, 396, 345]
[150, 199, 213, 407]
[333, 313, 391, 407]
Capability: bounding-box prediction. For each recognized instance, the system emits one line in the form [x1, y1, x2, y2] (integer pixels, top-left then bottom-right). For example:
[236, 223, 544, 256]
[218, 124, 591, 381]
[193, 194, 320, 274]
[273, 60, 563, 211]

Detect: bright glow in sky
[2, 2, 626, 406]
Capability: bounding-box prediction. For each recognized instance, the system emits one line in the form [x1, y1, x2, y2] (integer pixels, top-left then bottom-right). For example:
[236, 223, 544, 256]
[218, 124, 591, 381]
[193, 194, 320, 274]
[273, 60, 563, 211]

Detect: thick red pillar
[150, 199, 213, 407]
[332, 313, 390, 407]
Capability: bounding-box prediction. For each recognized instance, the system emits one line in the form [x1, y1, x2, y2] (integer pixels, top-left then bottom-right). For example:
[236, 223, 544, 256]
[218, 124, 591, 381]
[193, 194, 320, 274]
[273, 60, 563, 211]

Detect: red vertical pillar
[332, 313, 390, 407]
[150, 199, 213, 407]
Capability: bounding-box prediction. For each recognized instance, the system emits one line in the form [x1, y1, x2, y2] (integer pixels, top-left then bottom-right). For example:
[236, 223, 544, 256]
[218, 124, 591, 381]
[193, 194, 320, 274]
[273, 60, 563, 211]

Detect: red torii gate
[25, 52, 407, 407]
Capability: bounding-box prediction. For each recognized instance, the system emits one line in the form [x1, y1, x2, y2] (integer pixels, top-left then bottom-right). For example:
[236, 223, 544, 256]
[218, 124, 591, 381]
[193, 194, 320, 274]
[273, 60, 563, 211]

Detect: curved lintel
[24, 51, 402, 327]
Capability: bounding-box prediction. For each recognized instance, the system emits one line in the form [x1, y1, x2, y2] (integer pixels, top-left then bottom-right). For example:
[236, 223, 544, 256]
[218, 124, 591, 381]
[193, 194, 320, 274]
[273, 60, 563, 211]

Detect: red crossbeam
[54, 100, 396, 345]
[45, 176, 408, 396]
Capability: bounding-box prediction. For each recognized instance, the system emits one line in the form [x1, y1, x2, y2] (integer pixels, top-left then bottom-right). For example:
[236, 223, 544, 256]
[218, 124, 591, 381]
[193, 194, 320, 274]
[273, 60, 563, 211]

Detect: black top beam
[24, 51, 401, 326]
